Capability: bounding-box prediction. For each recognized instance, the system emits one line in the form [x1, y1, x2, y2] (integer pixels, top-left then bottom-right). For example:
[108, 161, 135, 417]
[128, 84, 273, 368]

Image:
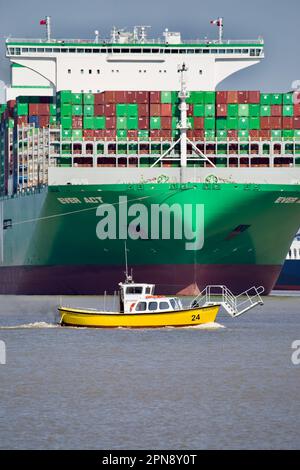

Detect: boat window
[135, 302, 147, 312]
[170, 298, 176, 309]
[126, 286, 143, 294]
[148, 301, 158, 311]
[159, 301, 170, 310]
[145, 287, 151, 294]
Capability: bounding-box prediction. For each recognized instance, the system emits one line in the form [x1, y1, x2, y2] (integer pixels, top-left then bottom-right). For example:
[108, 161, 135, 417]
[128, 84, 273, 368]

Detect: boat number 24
[191, 314, 200, 321]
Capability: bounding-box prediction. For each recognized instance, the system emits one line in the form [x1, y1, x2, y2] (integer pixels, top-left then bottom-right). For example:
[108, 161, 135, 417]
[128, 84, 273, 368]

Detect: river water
[0, 293, 299, 450]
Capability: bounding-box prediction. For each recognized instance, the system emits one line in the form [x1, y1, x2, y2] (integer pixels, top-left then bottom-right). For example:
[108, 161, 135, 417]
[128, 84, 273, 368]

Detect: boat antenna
[124, 241, 133, 283]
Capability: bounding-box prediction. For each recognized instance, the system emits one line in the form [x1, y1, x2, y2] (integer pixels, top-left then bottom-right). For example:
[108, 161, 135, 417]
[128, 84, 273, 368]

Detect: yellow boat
[58, 279, 220, 328]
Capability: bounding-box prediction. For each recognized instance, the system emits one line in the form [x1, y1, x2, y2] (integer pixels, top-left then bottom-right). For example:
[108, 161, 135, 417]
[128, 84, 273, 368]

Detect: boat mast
[178, 63, 189, 167]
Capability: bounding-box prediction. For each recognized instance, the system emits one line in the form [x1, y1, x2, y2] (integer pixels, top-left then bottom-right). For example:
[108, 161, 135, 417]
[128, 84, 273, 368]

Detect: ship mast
[178, 63, 189, 167]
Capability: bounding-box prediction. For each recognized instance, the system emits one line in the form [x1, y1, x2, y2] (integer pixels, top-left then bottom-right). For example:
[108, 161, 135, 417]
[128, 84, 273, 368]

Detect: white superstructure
[5, 25, 264, 100]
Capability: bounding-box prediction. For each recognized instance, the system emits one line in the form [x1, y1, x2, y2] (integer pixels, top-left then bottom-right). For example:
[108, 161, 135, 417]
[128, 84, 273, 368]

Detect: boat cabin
[132, 297, 183, 314]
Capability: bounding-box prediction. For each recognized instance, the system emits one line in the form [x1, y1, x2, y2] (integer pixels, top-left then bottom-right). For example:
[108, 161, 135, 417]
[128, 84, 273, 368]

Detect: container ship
[1, 19, 300, 295]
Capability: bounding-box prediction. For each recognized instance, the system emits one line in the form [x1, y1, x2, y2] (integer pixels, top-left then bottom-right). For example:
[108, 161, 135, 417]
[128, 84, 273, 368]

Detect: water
[0, 293, 300, 450]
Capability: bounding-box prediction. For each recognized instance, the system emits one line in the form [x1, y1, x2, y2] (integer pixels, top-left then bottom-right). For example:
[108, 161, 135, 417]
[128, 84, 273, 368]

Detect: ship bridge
[5, 25, 264, 100]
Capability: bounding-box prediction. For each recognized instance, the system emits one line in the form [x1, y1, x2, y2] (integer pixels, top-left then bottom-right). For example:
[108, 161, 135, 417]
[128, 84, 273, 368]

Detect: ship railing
[6, 37, 264, 45]
[190, 285, 264, 318]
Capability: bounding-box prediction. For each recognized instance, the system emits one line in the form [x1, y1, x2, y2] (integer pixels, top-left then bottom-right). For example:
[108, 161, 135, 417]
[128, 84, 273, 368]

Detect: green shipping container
[205, 104, 215, 117]
[117, 117, 127, 129]
[249, 117, 260, 130]
[117, 130, 127, 139]
[172, 104, 180, 116]
[216, 118, 227, 130]
[83, 93, 95, 105]
[49, 104, 56, 116]
[249, 104, 260, 117]
[282, 130, 294, 140]
[283, 93, 294, 105]
[61, 116, 72, 129]
[83, 116, 94, 129]
[172, 129, 180, 139]
[60, 104, 72, 117]
[283, 105, 294, 117]
[161, 91, 172, 103]
[194, 104, 205, 117]
[16, 103, 28, 115]
[260, 105, 271, 117]
[271, 94, 282, 105]
[260, 93, 271, 105]
[227, 104, 238, 117]
[138, 130, 149, 139]
[189, 91, 204, 104]
[84, 105, 94, 116]
[171, 91, 180, 104]
[238, 130, 249, 140]
[127, 104, 138, 117]
[239, 117, 249, 130]
[62, 129, 72, 140]
[227, 117, 238, 130]
[72, 129, 83, 140]
[238, 104, 249, 117]
[172, 117, 180, 129]
[116, 104, 127, 116]
[150, 117, 161, 129]
[205, 130, 215, 140]
[49, 116, 57, 125]
[217, 130, 227, 140]
[295, 130, 300, 140]
[204, 118, 215, 130]
[94, 116, 106, 130]
[271, 130, 282, 140]
[127, 116, 138, 130]
[204, 92, 216, 104]
[72, 105, 83, 116]
[72, 93, 83, 105]
[57, 90, 72, 104]
[187, 117, 194, 129]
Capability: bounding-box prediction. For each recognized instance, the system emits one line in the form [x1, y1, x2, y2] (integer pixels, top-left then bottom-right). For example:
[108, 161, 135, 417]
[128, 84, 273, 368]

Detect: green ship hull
[1, 181, 300, 294]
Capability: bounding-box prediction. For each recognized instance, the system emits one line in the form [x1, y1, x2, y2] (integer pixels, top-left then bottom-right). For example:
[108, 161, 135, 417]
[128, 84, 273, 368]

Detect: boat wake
[0, 321, 60, 329]
[179, 321, 225, 330]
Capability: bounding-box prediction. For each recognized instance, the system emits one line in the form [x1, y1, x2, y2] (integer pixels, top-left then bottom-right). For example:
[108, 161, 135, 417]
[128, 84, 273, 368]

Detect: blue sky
[0, 0, 299, 97]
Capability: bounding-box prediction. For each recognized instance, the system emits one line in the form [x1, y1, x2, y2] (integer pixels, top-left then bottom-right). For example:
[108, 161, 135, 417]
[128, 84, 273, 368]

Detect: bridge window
[45, 48, 53, 52]
[69, 48, 76, 53]
[152, 49, 159, 53]
[195, 49, 202, 53]
[203, 49, 209, 54]
[255, 49, 261, 56]
[235, 49, 242, 53]
[250, 49, 255, 56]
[171, 49, 178, 54]
[68, 69, 71, 74]
[93, 49, 100, 53]
[227, 49, 234, 53]
[126, 286, 143, 294]
[97, 69, 100, 74]
[85, 49, 92, 53]
[89, 69, 92, 74]
[242, 49, 249, 54]
[22, 48, 29, 53]
[52, 48, 60, 52]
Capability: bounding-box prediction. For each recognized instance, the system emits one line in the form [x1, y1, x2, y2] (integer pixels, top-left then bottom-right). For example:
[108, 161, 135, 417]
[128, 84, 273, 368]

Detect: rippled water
[0, 293, 300, 450]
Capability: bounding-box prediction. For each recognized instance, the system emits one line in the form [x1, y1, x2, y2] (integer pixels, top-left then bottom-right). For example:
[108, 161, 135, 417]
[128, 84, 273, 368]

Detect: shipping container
[193, 104, 205, 117]
[49, 104, 56, 116]
[161, 91, 172, 104]
[115, 91, 126, 102]
[294, 104, 300, 116]
[249, 104, 260, 117]
[138, 130, 149, 139]
[150, 117, 161, 129]
[94, 104, 105, 116]
[72, 129, 83, 140]
[71, 93, 83, 105]
[104, 91, 116, 104]
[138, 104, 149, 117]
[116, 104, 127, 116]
[84, 105, 94, 116]
[57, 90, 72, 105]
[72, 116, 83, 129]
[249, 117, 260, 130]
[216, 104, 227, 117]
[16, 103, 28, 116]
[150, 104, 161, 116]
[136, 91, 149, 104]
[237, 91, 248, 103]
[227, 91, 238, 104]
[248, 91, 260, 103]
[238, 130, 249, 140]
[104, 104, 116, 117]
[283, 105, 294, 117]
[228, 130, 238, 140]
[94, 116, 106, 130]
[194, 117, 204, 129]
[260, 94, 272, 105]
[271, 93, 282, 105]
[282, 117, 294, 129]
[271, 130, 282, 140]
[283, 93, 294, 105]
[189, 91, 204, 104]
[106, 117, 116, 129]
[124, 91, 137, 103]
[127, 104, 138, 117]
[227, 104, 238, 117]
[160, 104, 172, 117]
[62, 129, 72, 140]
[127, 116, 138, 130]
[150, 91, 160, 104]
[271, 105, 282, 117]
[117, 129, 127, 139]
[238, 117, 249, 130]
[238, 104, 249, 117]
[204, 92, 215, 105]
[83, 116, 94, 129]
[204, 118, 215, 130]
[59, 104, 72, 117]
[216, 91, 228, 104]
[117, 117, 127, 129]
[205, 104, 215, 117]
[161, 117, 172, 129]
[260, 105, 271, 117]
[187, 104, 194, 117]
[138, 117, 149, 129]
[217, 130, 227, 139]
[204, 130, 215, 139]
[293, 117, 300, 129]
[94, 93, 105, 105]
[61, 116, 72, 129]
[72, 105, 83, 116]
[216, 118, 227, 130]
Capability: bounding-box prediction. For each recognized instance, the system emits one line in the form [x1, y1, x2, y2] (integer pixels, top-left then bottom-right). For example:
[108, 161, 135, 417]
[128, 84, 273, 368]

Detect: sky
[0, 0, 299, 98]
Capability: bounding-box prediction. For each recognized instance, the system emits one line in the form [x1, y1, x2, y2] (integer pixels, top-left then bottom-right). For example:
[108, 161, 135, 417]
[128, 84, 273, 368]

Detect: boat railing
[191, 285, 264, 317]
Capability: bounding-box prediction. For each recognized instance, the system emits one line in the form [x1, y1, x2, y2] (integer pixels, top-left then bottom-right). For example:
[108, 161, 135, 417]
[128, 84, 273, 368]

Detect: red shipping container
[29, 104, 39, 115]
[194, 117, 204, 129]
[150, 104, 161, 116]
[293, 117, 300, 129]
[260, 117, 271, 130]
[161, 104, 172, 116]
[7, 100, 16, 109]
[216, 104, 227, 117]
[104, 104, 116, 116]
[83, 130, 95, 138]
[104, 129, 116, 139]
[94, 104, 104, 116]
[72, 116, 83, 128]
[271, 105, 282, 117]
[105, 116, 116, 129]
[94, 129, 105, 138]
[150, 130, 161, 139]
[294, 104, 300, 116]
[37, 104, 50, 115]
[270, 116, 282, 129]
[94, 93, 105, 105]
[136, 91, 149, 104]
[249, 130, 260, 140]
[193, 130, 204, 140]
[128, 130, 138, 140]
[39, 116, 50, 127]
[228, 130, 238, 140]
[160, 130, 172, 140]
[150, 91, 160, 104]
[124, 91, 137, 103]
[138, 117, 149, 129]
[161, 117, 172, 129]
[216, 91, 228, 104]
[282, 117, 293, 129]
[104, 91, 115, 103]
[187, 104, 194, 117]
[259, 130, 271, 140]
[115, 91, 126, 102]
[227, 91, 238, 104]
[138, 104, 149, 117]
[16, 116, 28, 125]
[237, 91, 249, 103]
[248, 91, 260, 104]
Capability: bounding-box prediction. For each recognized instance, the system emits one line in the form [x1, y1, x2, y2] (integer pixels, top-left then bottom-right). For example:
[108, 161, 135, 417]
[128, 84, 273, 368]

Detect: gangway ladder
[190, 285, 264, 318]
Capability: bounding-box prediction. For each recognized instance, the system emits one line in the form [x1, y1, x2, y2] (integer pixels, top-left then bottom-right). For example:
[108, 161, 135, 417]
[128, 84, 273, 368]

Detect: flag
[210, 18, 223, 27]
[40, 19, 47, 25]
